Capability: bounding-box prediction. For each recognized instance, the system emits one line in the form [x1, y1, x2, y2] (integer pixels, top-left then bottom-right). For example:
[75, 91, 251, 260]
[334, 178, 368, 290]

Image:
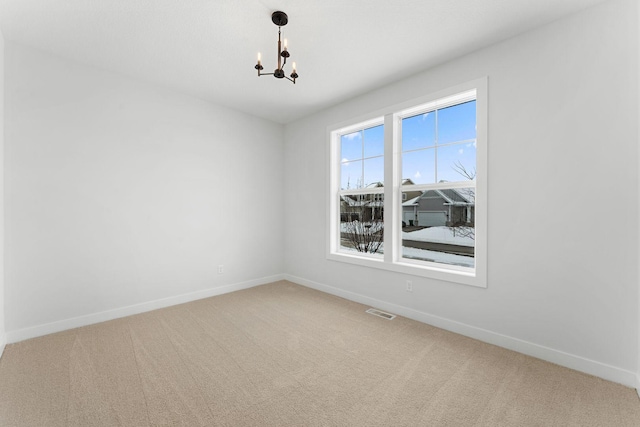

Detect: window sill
[327, 251, 486, 288]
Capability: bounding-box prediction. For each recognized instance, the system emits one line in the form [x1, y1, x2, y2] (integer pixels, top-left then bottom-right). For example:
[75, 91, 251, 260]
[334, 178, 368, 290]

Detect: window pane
[340, 159, 361, 190]
[363, 157, 384, 187]
[339, 193, 384, 256]
[341, 131, 362, 163]
[402, 148, 436, 184]
[438, 100, 476, 144]
[363, 125, 384, 158]
[401, 188, 475, 268]
[436, 142, 476, 183]
[402, 112, 436, 151]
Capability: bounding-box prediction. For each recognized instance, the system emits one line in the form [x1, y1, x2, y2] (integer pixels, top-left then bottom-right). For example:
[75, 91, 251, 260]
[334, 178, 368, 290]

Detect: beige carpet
[0, 280, 638, 426]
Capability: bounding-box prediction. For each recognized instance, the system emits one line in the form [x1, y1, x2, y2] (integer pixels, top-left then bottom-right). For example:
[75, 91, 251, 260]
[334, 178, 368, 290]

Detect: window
[399, 96, 476, 270]
[328, 79, 487, 287]
[336, 121, 385, 257]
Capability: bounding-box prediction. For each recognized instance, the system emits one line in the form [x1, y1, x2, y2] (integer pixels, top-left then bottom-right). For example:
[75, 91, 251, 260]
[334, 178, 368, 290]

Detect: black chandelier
[255, 11, 298, 84]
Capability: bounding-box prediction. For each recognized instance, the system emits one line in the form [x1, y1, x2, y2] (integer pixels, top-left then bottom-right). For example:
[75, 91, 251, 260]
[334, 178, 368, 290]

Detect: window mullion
[434, 109, 439, 183]
[360, 130, 365, 188]
[383, 113, 396, 264]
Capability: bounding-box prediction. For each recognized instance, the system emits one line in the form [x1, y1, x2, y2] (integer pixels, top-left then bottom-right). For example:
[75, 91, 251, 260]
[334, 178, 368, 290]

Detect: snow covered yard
[401, 247, 474, 268]
[402, 226, 474, 247]
[338, 224, 475, 267]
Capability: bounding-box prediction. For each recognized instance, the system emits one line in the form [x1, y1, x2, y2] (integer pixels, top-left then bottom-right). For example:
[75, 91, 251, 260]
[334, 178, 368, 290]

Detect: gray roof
[438, 188, 474, 204]
[402, 196, 420, 206]
[406, 188, 474, 205]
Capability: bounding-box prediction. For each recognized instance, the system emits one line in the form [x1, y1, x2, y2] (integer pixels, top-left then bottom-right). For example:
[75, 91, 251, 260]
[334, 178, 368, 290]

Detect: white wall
[4, 43, 284, 339]
[637, 0, 640, 396]
[284, 0, 639, 386]
[0, 29, 5, 356]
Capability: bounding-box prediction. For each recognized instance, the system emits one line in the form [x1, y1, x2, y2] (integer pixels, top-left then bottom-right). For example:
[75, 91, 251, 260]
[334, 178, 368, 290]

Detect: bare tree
[452, 160, 475, 181]
[448, 161, 475, 240]
[340, 195, 384, 254]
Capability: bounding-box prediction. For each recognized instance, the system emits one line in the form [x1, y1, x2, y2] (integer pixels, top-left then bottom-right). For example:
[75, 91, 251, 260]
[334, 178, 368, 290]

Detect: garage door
[403, 211, 414, 223]
[417, 211, 447, 227]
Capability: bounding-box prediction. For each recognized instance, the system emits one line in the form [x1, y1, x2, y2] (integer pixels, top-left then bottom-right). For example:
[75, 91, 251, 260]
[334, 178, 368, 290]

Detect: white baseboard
[6, 274, 285, 344]
[284, 274, 638, 389]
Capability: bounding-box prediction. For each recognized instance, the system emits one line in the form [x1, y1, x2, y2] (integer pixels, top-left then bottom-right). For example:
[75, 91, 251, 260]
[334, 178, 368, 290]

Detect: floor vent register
[365, 308, 396, 320]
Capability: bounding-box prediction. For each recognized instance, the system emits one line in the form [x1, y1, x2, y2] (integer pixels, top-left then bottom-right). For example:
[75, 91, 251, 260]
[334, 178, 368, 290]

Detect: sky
[340, 100, 476, 190]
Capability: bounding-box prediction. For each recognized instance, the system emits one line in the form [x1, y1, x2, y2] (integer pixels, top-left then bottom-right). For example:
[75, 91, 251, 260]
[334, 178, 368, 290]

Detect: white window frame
[327, 78, 487, 288]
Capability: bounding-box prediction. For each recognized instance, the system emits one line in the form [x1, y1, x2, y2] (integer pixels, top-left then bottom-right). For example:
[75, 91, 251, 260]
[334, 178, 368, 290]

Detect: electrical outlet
[218, 265, 224, 274]
[406, 280, 413, 292]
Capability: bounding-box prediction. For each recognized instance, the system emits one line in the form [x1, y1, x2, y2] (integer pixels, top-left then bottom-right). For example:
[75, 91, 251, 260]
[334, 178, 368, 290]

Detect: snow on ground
[340, 222, 383, 232]
[339, 244, 474, 268]
[401, 247, 474, 268]
[340, 223, 474, 248]
[402, 226, 474, 247]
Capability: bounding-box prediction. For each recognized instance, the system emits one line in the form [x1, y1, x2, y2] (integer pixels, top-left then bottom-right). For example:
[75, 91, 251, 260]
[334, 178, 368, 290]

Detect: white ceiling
[0, 0, 605, 124]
